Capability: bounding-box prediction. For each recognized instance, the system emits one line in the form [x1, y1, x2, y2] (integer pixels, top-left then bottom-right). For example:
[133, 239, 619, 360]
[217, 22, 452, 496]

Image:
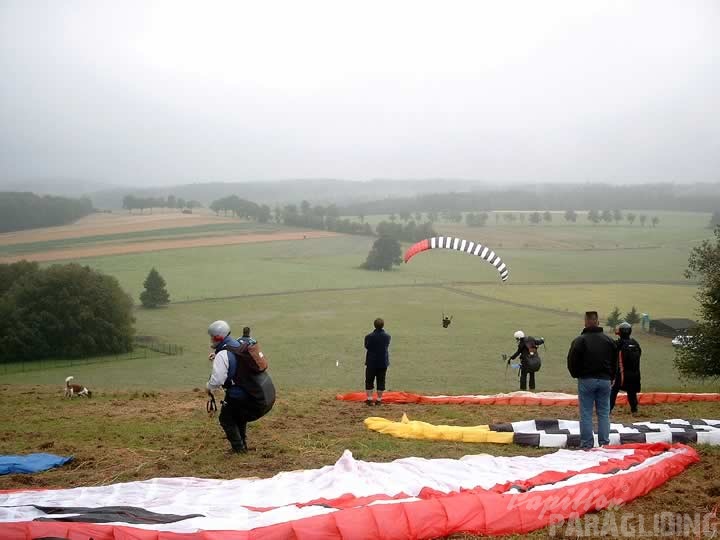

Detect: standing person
[610, 322, 642, 416]
[240, 326, 254, 345]
[507, 330, 544, 391]
[364, 318, 391, 406]
[206, 320, 275, 453]
[567, 311, 617, 448]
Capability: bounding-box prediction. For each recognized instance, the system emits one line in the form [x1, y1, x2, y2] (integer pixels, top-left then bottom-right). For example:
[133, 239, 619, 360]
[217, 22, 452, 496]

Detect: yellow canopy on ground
[364, 413, 515, 444]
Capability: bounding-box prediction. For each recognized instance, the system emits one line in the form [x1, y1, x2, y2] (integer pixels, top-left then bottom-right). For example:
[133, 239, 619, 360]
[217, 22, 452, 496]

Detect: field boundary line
[170, 280, 693, 317]
[438, 286, 581, 318]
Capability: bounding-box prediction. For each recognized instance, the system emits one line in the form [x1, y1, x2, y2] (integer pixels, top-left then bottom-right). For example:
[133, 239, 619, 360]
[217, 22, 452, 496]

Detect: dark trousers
[610, 387, 638, 413]
[520, 368, 535, 391]
[218, 397, 254, 452]
[365, 366, 387, 391]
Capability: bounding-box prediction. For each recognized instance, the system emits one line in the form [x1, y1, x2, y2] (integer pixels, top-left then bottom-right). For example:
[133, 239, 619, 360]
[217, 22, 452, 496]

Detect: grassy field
[1, 209, 719, 538]
[0, 286, 714, 394]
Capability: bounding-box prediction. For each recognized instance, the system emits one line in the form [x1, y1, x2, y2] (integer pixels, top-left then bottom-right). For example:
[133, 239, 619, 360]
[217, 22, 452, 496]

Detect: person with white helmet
[507, 330, 544, 391]
[206, 320, 275, 453]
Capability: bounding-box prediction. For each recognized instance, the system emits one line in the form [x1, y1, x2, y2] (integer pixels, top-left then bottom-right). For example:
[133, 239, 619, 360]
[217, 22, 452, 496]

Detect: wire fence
[0, 339, 184, 375]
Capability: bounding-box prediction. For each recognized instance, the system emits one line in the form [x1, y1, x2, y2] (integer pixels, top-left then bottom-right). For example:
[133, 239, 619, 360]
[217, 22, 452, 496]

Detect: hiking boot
[374, 400, 383, 406]
[365, 399, 373, 406]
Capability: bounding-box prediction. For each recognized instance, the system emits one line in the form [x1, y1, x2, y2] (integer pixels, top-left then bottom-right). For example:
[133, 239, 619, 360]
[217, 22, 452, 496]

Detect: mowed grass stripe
[0, 222, 282, 256]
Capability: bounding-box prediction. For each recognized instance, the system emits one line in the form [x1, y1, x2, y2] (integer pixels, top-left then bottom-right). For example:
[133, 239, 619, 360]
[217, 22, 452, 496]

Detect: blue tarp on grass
[0, 453, 73, 475]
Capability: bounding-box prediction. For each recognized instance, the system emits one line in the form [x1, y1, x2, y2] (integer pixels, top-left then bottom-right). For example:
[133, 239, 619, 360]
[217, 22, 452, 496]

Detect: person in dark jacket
[508, 330, 544, 391]
[364, 318, 391, 406]
[610, 322, 642, 415]
[567, 311, 617, 448]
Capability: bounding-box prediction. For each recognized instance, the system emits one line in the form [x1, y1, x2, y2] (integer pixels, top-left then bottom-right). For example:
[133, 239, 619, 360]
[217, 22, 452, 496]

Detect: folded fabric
[0, 453, 73, 475]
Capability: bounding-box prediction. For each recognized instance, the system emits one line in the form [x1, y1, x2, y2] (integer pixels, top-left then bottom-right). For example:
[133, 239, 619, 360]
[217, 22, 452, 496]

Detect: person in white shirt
[206, 320, 275, 453]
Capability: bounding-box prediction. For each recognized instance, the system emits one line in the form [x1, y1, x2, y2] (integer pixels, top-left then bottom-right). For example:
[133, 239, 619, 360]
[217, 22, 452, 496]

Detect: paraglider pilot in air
[507, 330, 544, 391]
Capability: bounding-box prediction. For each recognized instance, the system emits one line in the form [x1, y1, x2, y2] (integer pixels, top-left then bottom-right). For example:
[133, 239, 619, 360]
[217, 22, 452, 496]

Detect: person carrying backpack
[508, 330, 544, 391]
[610, 322, 642, 415]
[206, 320, 276, 453]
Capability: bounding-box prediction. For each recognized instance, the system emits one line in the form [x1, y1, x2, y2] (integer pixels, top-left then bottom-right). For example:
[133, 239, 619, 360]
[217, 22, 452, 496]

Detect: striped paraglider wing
[404, 236, 510, 281]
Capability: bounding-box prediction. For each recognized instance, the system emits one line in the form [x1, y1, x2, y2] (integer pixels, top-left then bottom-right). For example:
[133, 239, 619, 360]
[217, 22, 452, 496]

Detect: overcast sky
[1, 0, 718, 186]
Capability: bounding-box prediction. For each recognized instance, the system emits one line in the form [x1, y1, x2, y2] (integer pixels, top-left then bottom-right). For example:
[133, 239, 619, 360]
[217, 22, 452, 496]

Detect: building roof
[651, 318, 698, 330]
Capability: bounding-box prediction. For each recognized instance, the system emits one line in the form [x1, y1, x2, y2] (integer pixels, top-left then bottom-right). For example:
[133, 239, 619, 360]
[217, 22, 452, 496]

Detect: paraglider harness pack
[217, 340, 276, 417]
[220, 341, 268, 376]
[521, 337, 544, 373]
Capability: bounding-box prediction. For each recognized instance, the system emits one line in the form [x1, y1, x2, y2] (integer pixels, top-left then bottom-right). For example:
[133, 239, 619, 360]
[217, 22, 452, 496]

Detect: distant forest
[87, 181, 720, 211]
[340, 184, 720, 215]
[0, 192, 94, 233]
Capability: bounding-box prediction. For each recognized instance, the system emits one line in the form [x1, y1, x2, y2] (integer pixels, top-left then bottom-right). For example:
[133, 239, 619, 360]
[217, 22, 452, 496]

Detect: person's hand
[208, 352, 216, 362]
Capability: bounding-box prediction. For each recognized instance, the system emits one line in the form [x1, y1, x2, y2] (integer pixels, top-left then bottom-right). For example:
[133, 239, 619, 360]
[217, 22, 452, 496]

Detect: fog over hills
[2, 2, 719, 188]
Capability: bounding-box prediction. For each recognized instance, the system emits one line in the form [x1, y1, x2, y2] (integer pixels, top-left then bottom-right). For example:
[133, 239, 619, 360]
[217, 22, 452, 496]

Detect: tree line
[341, 185, 720, 216]
[606, 306, 642, 328]
[122, 194, 202, 213]
[0, 262, 135, 362]
[0, 192, 94, 233]
[210, 196, 272, 223]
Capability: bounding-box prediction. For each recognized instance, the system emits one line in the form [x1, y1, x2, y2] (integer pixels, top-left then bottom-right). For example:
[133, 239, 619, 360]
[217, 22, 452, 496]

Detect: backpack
[223, 341, 269, 373]
[522, 337, 542, 373]
[618, 340, 641, 373]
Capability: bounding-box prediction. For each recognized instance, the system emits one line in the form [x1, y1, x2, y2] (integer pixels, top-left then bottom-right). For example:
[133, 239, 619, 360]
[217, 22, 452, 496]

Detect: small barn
[649, 318, 697, 338]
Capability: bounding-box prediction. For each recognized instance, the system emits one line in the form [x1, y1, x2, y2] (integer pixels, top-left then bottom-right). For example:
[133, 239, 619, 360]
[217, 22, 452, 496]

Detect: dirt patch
[0, 230, 340, 263]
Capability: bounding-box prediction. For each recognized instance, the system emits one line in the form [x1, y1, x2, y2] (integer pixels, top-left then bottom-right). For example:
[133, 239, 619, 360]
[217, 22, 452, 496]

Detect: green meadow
[2, 209, 719, 540]
[2, 210, 716, 394]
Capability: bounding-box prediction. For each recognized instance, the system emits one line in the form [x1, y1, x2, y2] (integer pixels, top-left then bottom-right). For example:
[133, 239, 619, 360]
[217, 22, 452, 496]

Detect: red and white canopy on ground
[0, 444, 700, 539]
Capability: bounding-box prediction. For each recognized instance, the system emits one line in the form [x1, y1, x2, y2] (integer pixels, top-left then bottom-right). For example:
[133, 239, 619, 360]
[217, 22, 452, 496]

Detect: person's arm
[207, 350, 230, 394]
[364, 334, 370, 350]
[509, 342, 523, 361]
[567, 337, 583, 378]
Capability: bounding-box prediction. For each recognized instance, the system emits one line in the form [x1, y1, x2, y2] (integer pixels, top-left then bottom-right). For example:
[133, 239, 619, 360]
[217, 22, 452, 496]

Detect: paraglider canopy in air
[404, 237, 510, 282]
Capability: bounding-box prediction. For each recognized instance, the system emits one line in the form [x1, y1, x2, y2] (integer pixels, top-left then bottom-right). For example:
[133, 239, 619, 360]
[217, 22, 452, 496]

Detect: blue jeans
[578, 378, 611, 448]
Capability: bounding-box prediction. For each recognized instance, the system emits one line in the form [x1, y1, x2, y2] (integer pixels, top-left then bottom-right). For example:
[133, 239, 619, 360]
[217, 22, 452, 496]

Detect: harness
[206, 393, 217, 415]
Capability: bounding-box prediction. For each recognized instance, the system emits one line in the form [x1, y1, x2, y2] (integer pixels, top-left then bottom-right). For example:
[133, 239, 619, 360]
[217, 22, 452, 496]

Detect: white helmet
[208, 320, 231, 341]
[514, 330, 525, 340]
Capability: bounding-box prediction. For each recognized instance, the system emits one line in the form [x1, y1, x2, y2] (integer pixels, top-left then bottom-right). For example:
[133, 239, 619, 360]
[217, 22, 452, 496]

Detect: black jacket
[567, 326, 617, 380]
[510, 337, 541, 362]
[365, 329, 391, 369]
[613, 337, 641, 392]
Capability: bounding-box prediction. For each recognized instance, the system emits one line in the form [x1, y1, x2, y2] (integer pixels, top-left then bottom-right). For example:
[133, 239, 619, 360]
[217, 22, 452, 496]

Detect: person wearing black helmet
[610, 322, 642, 416]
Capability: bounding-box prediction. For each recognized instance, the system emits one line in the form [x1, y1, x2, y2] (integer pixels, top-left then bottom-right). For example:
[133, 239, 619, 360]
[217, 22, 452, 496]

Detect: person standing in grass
[364, 318, 391, 406]
[610, 322, 642, 416]
[567, 311, 617, 448]
[206, 320, 275, 453]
